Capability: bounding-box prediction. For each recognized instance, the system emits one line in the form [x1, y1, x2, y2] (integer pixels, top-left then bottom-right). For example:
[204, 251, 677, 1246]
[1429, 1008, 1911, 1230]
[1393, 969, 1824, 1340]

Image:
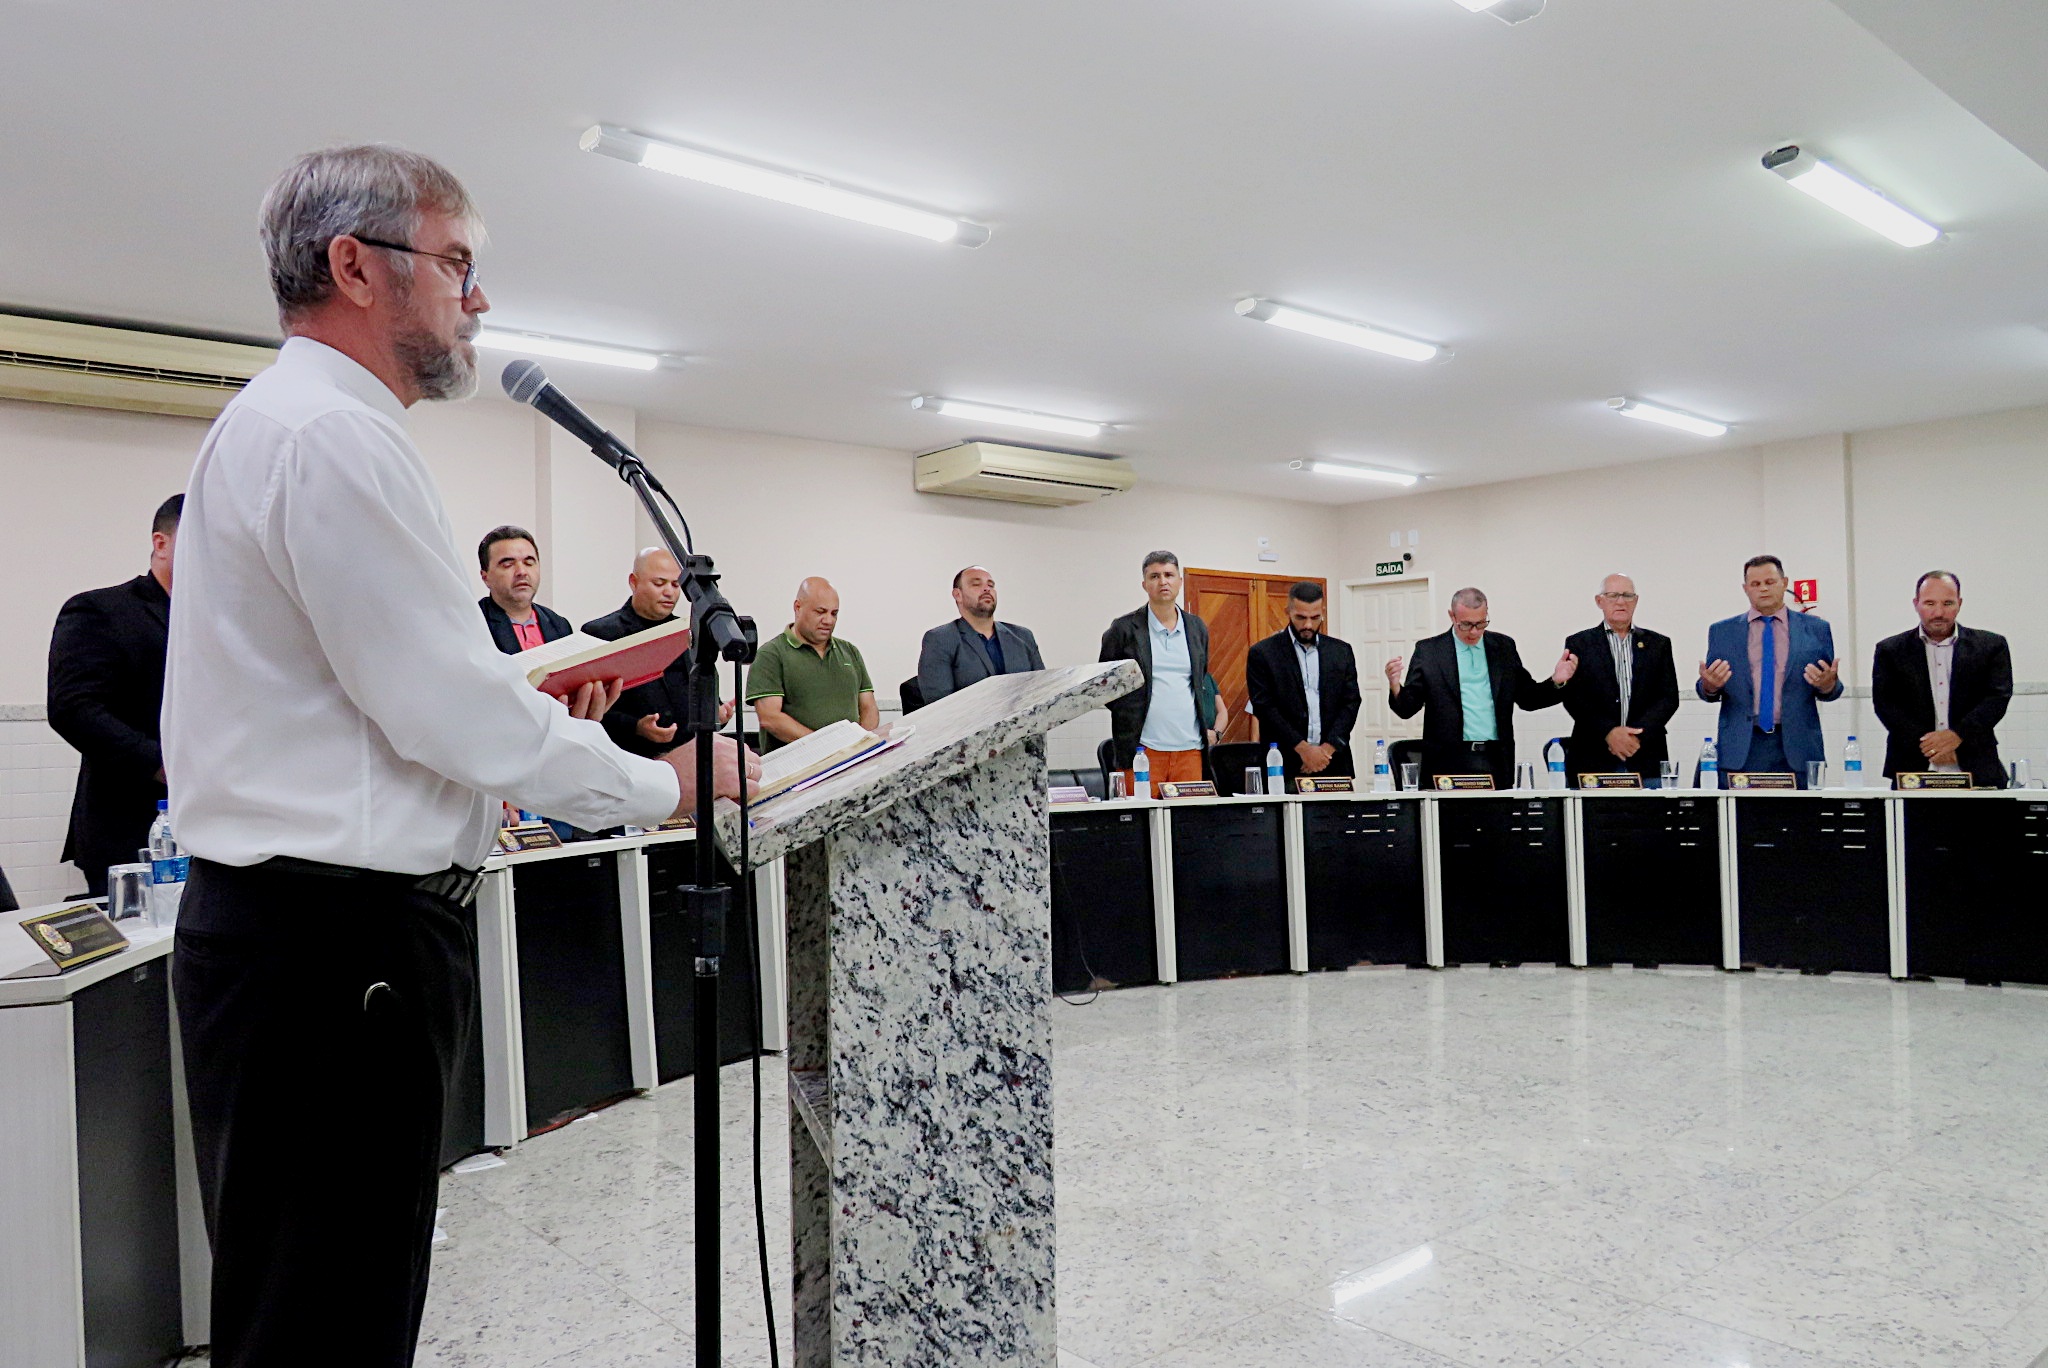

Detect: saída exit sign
[1375, 561, 1406, 577]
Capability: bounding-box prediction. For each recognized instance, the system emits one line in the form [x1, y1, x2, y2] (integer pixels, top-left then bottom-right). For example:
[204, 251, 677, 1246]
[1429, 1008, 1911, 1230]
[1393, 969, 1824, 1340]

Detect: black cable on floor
[1049, 846, 1101, 1007]
[735, 658, 781, 1368]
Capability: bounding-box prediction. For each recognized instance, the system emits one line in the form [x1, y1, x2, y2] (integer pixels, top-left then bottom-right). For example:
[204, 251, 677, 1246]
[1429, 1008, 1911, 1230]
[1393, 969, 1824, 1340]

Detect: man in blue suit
[1697, 555, 1842, 786]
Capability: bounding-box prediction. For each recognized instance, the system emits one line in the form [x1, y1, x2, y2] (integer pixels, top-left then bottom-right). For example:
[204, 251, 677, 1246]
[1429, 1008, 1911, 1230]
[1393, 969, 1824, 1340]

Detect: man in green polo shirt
[746, 576, 879, 751]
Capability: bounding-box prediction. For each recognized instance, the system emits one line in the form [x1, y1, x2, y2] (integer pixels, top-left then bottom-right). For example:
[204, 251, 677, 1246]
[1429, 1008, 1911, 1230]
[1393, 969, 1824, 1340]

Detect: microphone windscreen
[501, 359, 549, 405]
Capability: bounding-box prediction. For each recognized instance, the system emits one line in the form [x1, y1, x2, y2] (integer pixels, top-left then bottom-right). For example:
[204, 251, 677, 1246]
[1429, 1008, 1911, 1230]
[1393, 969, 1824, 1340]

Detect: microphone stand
[592, 434, 756, 1367]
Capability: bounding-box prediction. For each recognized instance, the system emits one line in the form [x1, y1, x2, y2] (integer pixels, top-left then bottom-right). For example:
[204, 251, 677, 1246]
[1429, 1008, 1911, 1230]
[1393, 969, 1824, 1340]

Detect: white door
[1343, 577, 1433, 744]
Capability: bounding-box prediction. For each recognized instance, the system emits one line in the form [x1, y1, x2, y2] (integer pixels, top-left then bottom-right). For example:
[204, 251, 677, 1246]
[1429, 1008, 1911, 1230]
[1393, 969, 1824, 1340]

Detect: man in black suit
[1384, 586, 1575, 788]
[476, 524, 574, 654]
[1558, 573, 1681, 786]
[1871, 571, 2012, 788]
[48, 493, 180, 896]
[1245, 581, 1361, 783]
[583, 546, 732, 758]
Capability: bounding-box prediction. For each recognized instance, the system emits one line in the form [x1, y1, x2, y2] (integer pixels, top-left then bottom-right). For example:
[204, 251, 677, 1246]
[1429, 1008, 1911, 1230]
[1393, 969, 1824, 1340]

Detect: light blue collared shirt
[1141, 609, 1201, 752]
[1294, 635, 1322, 745]
[1456, 636, 1497, 742]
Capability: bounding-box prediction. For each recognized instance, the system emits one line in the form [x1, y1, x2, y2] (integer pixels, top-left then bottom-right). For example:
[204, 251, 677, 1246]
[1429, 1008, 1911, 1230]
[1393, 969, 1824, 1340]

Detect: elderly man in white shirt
[163, 145, 753, 1368]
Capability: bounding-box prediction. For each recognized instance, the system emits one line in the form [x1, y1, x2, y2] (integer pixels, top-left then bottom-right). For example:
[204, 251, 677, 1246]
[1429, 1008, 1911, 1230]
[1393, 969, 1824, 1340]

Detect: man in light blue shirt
[1100, 551, 1215, 790]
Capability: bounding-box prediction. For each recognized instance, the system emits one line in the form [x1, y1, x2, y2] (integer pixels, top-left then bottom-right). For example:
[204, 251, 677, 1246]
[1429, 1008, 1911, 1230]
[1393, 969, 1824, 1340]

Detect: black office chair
[899, 677, 926, 714]
[1210, 741, 1266, 795]
[0, 862, 16, 914]
[1095, 738, 1120, 793]
[1388, 739, 1424, 786]
[1047, 767, 1108, 800]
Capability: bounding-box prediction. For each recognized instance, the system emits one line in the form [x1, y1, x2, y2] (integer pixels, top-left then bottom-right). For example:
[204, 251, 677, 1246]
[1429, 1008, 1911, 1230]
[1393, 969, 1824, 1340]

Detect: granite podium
[716, 660, 1140, 1367]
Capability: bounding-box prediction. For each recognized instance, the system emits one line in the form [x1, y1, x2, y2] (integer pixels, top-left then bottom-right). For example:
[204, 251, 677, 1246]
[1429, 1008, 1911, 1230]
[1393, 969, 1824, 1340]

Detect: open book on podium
[517, 618, 690, 699]
[749, 719, 912, 807]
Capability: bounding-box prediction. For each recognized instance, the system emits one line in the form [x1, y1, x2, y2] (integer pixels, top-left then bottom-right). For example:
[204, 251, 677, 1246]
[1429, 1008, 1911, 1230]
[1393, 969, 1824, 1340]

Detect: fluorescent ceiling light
[474, 329, 663, 372]
[911, 395, 1105, 440]
[1331, 1246, 1435, 1306]
[1298, 460, 1419, 487]
[1607, 397, 1729, 438]
[1235, 298, 1442, 363]
[581, 124, 990, 247]
[1763, 145, 1940, 248]
[1448, 0, 1545, 22]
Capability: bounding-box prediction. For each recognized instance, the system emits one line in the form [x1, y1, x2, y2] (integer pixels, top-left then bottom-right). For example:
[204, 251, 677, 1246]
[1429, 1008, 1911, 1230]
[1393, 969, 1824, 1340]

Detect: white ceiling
[4, 0, 2048, 503]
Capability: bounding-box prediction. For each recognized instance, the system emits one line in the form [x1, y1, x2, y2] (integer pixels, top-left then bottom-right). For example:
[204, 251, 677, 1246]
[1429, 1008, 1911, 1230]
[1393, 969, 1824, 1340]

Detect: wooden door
[1343, 576, 1433, 744]
[1184, 569, 1326, 744]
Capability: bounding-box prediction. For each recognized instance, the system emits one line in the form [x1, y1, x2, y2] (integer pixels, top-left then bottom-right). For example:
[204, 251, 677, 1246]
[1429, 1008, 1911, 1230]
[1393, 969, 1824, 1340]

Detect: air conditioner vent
[0, 314, 277, 418]
[0, 349, 252, 393]
[914, 441, 1134, 508]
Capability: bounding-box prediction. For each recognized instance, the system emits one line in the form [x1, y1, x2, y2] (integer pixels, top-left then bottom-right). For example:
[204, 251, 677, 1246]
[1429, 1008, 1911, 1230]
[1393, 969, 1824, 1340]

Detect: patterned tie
[1759, 616, 1776, 733]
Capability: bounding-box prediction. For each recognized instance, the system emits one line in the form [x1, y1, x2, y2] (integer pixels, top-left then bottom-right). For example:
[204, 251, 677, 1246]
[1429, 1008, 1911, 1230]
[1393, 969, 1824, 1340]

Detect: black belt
[259, 856, 483, 909]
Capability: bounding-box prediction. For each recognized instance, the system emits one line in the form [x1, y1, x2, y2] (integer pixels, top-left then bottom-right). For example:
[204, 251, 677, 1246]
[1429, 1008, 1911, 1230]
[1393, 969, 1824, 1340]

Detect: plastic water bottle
[1132, 746, 1151, 801]
[1844, 735, 1864, 788]
[1266, 744, 1285, 795]
[1545, 740, 1568, 790]
[1698, 737, 1719, 788]
[1372, 738, 1393, 793]
[147, 800, 188, 928]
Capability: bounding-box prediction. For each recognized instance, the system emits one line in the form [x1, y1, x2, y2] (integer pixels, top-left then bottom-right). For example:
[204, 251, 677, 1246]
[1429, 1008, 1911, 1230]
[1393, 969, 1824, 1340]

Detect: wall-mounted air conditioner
[913, 441, 1134, 508]
[0, 313, 278, 419]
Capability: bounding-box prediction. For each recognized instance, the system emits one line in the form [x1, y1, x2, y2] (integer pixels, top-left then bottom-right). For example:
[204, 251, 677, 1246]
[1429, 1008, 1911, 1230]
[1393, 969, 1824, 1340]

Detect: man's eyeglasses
[1452, 619, 1489, 633]
[351, 235, 480, 298]
[1598, 592, 1639, 602]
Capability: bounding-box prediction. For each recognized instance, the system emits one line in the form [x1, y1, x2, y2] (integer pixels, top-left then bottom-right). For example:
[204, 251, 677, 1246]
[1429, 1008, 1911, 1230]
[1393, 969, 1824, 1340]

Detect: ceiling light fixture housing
[474, 329, 664, 371]
[911, 395, 1106, 440]
[1236, 298, 1444, 363]
[580, 124, 991, 247]
[1606, 397, 1730, 438]
[1762, 145, 1941, 248]
[1292, 459, 1421, 487]
[1449, 0, 1545, 25]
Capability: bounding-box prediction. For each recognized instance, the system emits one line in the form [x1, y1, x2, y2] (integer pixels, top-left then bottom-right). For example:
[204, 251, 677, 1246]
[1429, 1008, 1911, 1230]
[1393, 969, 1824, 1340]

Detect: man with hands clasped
[1870, 571, 2012, 788]
[1558, 573, 1680, 785]
[1384, 586, 1576, 789]
[1697, 555, 1841, 787]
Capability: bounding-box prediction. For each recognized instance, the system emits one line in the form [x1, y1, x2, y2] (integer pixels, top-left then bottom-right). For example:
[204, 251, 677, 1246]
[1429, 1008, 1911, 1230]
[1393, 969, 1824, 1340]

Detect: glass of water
[1243, 766, 1265, 796]
[107, 863, 152, 922]
[1806, 761, 1828, 790]
[2011, 759, 2031, 789]
[1108, 771, 1128, 800]
[1400, 762, 1420, 791]
[1660, 760, 1682, 790]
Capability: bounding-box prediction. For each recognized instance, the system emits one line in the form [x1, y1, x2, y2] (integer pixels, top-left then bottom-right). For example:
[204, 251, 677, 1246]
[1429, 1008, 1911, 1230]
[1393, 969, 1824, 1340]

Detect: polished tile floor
[413, 968, 2048, 1367]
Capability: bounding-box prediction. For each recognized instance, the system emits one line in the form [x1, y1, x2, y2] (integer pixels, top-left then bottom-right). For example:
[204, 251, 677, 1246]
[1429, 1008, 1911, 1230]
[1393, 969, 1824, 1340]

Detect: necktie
[1759, 617, 1776, 733]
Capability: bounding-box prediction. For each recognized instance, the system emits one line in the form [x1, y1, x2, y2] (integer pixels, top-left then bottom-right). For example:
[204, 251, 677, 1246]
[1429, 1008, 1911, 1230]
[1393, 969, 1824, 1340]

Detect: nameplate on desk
[1728, 772, 1797, 791]
[1296, 777, 1357, 794]
[1579, 773, 1644, 790]
[496, 823, 564, 853]
[1158, 781, 1218, 800]
[1896, 772, 1973, 791]
[657, 815, 697, 830]
[14, 904, 128, 976]
[1048, 786, 1093, 805]
[1433, 774, 1496, 791]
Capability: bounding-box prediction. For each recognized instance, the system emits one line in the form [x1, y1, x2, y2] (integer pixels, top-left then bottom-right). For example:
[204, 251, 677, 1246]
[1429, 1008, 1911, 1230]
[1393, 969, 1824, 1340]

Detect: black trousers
[173, 859, 477, 1368]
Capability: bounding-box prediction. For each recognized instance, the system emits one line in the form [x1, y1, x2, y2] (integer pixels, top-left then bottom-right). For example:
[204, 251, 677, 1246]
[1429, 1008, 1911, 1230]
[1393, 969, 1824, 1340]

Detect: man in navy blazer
[1696, 555, 1842, 786]
[916, 565, 1045, 705]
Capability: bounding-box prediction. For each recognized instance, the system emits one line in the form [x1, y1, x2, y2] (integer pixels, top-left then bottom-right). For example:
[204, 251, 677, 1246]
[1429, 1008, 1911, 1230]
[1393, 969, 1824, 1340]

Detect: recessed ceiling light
[1606, 397, 1729, 438]
[1235, 298, 1443, 363]
[1293, 459, 1421, 487]
[580, 124, 990, 247]
[1448, 0, 1545, 23]
[911, 395, 1106, 440]
[474, 329, 664, 372]
[1762, 145, 1940, 248]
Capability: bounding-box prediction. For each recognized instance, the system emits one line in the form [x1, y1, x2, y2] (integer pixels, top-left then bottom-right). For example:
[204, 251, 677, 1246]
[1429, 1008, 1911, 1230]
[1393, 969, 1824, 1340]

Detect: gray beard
[395, 323, 477, 402]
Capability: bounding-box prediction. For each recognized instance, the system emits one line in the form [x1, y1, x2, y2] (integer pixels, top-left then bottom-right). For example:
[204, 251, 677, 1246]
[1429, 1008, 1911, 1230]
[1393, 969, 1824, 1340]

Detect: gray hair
[259, 145, 479, 324]
[1450, 586, 1488, 610]
[1141, 549, 1181, 573]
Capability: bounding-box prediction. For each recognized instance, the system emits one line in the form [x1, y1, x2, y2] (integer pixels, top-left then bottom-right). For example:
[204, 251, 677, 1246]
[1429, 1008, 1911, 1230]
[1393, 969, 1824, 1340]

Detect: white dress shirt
[1294, 635, 1322, 745]
[1922, 629, 1962, 771]
[164, 338, 680, 875]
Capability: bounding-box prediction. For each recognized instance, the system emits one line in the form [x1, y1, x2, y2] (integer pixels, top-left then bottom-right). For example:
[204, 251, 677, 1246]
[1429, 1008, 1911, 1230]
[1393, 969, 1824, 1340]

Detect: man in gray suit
[916, 565, 1046, 704]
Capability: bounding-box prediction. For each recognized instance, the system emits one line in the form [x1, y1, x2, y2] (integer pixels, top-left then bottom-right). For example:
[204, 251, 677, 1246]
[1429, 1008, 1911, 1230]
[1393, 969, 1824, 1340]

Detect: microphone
[500, 359, 630, 472]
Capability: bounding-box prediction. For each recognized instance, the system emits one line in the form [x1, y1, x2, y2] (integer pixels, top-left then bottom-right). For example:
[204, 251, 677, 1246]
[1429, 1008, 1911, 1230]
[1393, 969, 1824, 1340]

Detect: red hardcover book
[520, 619, 692, 700]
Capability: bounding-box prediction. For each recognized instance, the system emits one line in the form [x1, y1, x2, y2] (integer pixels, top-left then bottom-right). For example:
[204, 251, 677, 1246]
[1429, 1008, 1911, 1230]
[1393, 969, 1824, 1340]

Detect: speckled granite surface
[713, 660, 1140, 870]
[771, 664, 1120, 1364]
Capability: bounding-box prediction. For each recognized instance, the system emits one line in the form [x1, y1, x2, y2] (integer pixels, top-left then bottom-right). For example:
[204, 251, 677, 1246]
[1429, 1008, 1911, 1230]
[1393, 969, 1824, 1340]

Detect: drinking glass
[1243, 766, 1265, 797]
[1108, 771, 1128, 800]
[1399, 762, 1420, 791]
[107, 864, 152, 922]
[1806, 761, 1828, 790]
[1660, 760, 1682, 790]
[2011, 759, 2032, 789]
